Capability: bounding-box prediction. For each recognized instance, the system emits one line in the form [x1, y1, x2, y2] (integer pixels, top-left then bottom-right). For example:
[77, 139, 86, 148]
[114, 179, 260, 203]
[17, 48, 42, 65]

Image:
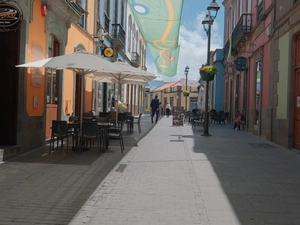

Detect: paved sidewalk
[70, 116, 300, 225]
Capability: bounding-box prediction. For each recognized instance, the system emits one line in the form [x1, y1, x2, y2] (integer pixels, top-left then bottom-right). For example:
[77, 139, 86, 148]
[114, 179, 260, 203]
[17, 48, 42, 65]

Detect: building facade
[146, 79, 200, 114]
[223, 0, 272, 135]
[0, 0, 148, 160]
[270, 0, 300, 149]
[223, 0, 300, 150]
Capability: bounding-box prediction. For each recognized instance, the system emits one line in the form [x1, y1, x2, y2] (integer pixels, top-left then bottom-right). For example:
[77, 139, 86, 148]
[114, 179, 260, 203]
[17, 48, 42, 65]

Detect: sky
[146, 0, 224, 82]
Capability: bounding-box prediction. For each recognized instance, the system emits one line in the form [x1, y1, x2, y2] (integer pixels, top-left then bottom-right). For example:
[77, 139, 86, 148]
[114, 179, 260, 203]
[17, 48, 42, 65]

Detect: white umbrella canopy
[113, 61, 156, 81]
[16, 50, 122, 76]
[89, 62, 156, 123]
[16, 50, 124, 147]
[89, 76, 149, 86]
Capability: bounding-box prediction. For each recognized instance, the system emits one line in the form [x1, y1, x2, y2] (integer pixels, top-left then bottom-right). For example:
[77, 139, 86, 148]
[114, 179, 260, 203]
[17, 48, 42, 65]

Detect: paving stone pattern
[0, 114, 300, 225]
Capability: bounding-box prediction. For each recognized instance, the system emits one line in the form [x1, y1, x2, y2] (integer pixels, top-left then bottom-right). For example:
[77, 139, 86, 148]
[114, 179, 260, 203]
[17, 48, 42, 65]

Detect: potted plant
[183, 90, 190, 97]
[199, 64, 218, 81]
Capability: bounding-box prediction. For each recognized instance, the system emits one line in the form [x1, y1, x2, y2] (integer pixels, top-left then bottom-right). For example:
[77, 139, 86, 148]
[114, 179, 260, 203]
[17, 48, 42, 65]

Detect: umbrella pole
[79, 75, 85, 151]
[115, 81, 121, 126]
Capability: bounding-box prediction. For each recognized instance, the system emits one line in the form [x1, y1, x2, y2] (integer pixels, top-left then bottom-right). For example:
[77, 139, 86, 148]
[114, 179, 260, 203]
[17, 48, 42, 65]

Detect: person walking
[160, 102, 164, 116]
[150, 94, 160, 124]
[165, 102, 171, 117]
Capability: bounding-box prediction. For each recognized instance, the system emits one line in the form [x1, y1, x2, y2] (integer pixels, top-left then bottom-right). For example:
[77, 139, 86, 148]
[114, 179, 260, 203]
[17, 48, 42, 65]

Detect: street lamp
[184, 66, 189, 110]
[202, 0, 220, 136]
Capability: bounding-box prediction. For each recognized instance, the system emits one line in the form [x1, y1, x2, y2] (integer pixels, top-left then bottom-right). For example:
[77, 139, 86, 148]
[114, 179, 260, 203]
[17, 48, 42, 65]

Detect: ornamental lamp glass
[207, 0, 220, 19]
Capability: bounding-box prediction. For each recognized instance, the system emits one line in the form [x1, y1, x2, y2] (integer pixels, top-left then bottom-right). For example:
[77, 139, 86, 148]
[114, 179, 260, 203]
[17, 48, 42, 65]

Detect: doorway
[46, 35, 60, 139]
[0, 31, 19, 145]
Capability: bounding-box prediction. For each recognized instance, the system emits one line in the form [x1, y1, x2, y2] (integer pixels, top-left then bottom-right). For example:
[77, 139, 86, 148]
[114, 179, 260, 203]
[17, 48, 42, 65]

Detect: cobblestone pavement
[1, 114, 300, 225]
[70, 117, 300, 225]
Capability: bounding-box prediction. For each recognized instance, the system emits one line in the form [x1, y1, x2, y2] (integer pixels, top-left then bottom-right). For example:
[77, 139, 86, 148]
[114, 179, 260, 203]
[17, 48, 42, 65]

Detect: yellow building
[146, 79, 200, 114]
[0, 0, 148, 160]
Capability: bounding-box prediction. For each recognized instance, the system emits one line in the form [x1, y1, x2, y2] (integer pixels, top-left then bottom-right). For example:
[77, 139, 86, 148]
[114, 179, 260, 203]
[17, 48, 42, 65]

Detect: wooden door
[293, 35, 300, 149]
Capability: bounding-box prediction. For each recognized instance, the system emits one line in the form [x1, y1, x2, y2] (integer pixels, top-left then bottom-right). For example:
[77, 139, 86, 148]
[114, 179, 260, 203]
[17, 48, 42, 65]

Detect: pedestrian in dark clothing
[150, 94, 160, 124]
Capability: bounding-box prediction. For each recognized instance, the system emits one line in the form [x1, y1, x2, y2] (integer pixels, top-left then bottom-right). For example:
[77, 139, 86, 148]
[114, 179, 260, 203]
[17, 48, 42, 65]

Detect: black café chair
[49, 120, 73, 154]
[133, 113, 142, 134]
[107, 120, 125, 153]
[96, 116, 110, 150]
[80, 121, 102, 153]
[124, 112, 133, 133]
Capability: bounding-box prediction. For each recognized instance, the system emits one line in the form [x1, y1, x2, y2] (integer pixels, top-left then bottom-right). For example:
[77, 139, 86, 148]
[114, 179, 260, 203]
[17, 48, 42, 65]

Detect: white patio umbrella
[89, 76, 149, 86]
[89, 62, 156, 122]
[16, 50, 123, 142]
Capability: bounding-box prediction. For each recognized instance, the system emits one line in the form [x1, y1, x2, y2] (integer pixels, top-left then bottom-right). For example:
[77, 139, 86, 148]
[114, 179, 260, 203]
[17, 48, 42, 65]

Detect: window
[170, 97, 174, 107]
[106, 0, 110, 16]
[47, 35, 60, 104]
[77, 0, 87, 30]
[114, 0, 118, 23]
[256, 0, 264, 22]
[247, 0, 252, 12]
[121, 0, 125, 27]
[238, 0, 243, 18]
[190, 98, 198, 110]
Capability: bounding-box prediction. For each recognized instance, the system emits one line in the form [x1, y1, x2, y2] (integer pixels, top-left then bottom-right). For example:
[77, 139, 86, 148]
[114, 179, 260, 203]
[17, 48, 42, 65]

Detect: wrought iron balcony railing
[111, 24, 125, 47]
[231, 13, 252, 49]
[131, 52, 140, 67]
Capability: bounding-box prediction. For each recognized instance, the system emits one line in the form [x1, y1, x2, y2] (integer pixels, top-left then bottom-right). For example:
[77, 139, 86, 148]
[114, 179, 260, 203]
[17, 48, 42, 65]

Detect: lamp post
[184, 66, 189, 110]
[202, 0, 220, 136]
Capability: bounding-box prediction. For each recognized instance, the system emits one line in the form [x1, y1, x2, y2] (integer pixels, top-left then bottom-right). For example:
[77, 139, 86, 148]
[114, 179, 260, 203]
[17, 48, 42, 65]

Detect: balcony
[231, 13, 252, 50]
[131, 52, 140, 68]
[111, 24, 126, 51]
[41, 0, 83, 22]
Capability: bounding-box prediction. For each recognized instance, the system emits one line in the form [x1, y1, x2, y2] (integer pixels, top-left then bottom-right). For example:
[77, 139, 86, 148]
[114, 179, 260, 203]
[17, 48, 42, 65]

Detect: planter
[200, 70, 215, 81]
[183, 93, 189, 97]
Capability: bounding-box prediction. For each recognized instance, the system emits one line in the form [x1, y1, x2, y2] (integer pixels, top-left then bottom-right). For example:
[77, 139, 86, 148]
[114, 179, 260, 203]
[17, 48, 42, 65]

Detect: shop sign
[0, 2, 23, 32]
[235, 56, 247, 71]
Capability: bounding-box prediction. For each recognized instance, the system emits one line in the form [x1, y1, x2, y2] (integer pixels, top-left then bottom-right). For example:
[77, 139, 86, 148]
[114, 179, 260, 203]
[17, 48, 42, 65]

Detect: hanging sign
[0, 2, 23, 32]
[103, 47, 114, 57]
[235, 57, 247, 71]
